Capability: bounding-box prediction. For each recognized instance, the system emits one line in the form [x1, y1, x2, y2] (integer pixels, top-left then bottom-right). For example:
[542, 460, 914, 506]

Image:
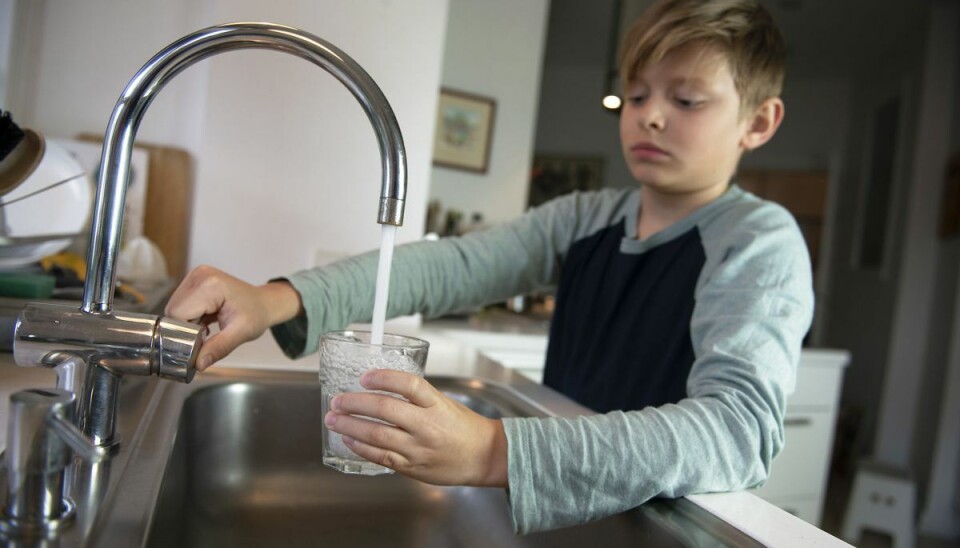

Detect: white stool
[842, 461, 916, 548]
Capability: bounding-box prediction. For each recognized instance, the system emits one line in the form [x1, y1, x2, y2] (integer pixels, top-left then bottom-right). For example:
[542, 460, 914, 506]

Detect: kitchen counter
[0, 318, 851, 547]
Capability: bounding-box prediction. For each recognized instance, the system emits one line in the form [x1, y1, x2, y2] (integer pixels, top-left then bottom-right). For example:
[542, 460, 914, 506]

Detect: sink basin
[137, 372, 761, 547]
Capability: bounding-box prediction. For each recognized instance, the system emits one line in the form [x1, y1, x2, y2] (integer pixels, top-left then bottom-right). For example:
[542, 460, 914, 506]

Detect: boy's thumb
[196, 330, 239, 371]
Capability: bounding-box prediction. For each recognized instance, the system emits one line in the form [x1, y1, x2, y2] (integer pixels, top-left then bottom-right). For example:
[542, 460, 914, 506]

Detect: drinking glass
[319, 330, 429, 475]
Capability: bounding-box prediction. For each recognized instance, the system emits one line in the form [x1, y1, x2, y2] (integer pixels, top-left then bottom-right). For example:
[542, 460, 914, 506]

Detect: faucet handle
[14, 303, 203, 384]
[3, 389, 108, 472]
[4, 389, 77, 478]
[1, 389, 106, 535]
[154, 316, 203, 383]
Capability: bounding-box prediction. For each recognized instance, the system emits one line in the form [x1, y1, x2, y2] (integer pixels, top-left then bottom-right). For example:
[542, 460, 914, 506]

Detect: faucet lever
[0, 388, 103, 537]
[45, 411, 110, 464]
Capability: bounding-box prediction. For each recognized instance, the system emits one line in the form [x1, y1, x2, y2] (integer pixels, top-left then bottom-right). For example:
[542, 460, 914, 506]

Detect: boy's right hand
[164, 265, 303, 371]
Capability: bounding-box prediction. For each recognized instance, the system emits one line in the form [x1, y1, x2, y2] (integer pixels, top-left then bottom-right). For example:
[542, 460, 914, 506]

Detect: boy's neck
[636, 182, 730, 239]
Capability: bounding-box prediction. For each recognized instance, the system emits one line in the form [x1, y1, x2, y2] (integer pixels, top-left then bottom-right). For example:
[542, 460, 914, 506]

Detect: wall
[900, 2, 960, 517]
[6, 0, 210, 156]
[7, 0, 449, 284]
[823, 57, 920, 465]
[0, 0, 14, 108]
[535, 64, 633, 188]
[534, 0, 633, 189]
[191, 0, 448, 282]
[427, 0, 551, 227]
[825, 2, 960, 518]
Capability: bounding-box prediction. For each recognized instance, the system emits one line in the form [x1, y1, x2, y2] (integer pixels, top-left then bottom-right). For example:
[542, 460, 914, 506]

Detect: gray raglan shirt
[271, 184, 814, 534]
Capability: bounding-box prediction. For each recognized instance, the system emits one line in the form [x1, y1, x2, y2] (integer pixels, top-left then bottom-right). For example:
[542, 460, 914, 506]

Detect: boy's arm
[502, 204, 814, 534]
[270, 190, 633, 358]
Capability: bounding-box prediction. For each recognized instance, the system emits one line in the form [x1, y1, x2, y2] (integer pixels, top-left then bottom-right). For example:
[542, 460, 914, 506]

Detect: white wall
[739, 79, 851, 172]
[535, 64, 633, 188]
[7, 0, 210, 155]
[428, 0, 551, 226]
[825, 2, 960, 517]
[8, 0, 449, 284]
[191, 0, 448, 282]
[0, 0, 14, 108]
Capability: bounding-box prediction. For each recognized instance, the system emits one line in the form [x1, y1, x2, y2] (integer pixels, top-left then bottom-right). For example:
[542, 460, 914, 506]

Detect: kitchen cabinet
[437, 326, 849, 527]
[750, 349, 849, 526]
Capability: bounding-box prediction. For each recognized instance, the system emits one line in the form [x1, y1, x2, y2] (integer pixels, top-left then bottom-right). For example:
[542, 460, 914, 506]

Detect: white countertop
[0, 318, 852, 547]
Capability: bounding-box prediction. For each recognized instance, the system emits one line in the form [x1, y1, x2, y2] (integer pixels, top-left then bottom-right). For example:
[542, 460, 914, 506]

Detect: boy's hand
[324, 370, 509, 488]
[165, 265, 302, 370]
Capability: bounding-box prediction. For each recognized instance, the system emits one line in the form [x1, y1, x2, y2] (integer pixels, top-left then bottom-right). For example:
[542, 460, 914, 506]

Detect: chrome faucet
[12, 22, 408, 453]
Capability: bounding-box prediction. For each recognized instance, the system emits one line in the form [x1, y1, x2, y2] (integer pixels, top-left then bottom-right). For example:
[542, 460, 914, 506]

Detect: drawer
[750, 411, 833, 502]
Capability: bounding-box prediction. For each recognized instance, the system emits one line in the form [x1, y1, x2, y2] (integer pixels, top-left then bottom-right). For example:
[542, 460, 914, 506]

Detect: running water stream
[370, 224, 397, 345]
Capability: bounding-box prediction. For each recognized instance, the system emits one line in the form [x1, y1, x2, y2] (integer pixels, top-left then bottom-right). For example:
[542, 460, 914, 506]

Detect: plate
[2, 138, 94, 238]
[0, 137, 95, 267]
[0, 236, 77, 269]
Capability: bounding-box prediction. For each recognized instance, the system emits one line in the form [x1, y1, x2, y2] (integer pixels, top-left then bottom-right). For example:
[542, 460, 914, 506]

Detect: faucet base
[0, 498, 76, 539]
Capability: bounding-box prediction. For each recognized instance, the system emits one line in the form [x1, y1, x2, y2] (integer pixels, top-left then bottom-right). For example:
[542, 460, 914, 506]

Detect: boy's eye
[675, 97, 705, 109]
[628, 95, 647, 105]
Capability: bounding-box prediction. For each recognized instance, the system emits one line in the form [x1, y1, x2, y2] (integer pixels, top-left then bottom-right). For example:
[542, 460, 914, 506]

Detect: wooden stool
[842, 461, 916, 548]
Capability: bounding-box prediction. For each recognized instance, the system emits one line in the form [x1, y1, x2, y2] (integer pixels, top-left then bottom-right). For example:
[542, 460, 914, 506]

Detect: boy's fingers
[325, 412, 413, 456]
[340, 436, 408, 473]
[332, 392, 418, 431]
[165, 290, 220, 324]
[164, 265, 227, 321]
[359, 370, 438, 408]
[195, 328, 243, 370]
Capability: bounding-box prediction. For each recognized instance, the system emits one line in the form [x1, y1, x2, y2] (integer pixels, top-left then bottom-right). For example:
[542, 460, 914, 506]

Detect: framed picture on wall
[432, 88, 496, 174]
[855, 93, 902, 271]
[528, 155, 604, 207]
[940, 149, 960, 238]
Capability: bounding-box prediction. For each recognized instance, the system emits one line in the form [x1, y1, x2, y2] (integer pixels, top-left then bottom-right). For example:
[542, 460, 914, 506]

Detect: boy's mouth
[629, 143, 669, 159]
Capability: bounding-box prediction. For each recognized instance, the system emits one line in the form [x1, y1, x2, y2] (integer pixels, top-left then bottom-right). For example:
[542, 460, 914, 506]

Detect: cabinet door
[750, 411, 833, 524]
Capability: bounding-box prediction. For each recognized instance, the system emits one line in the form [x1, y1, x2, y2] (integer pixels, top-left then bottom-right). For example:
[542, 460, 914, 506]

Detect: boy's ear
[741, 97, 784, 151]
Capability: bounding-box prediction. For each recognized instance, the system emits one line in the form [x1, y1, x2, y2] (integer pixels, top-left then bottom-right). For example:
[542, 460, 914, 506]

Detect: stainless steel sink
[128, 371, 762, 548]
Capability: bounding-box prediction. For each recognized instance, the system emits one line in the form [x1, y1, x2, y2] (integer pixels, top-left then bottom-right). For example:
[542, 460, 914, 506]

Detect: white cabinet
[438, 327, 849, 527]
[749, 350, 849, 527]
[438, 329, 548, 382]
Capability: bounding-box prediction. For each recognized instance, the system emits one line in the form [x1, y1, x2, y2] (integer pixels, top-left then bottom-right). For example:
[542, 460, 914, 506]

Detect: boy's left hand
[323, 370, 508, 488]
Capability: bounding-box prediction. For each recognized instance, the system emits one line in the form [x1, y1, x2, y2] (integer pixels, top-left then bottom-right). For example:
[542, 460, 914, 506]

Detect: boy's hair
[618, 0, 786, 112]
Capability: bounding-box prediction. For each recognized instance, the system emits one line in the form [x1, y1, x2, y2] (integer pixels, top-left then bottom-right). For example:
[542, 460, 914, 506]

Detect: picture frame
[939, 149, 960, 239]
[433, 88, 496, 174]
[528, 155, 604, 208]
[851, 80, 912, 275]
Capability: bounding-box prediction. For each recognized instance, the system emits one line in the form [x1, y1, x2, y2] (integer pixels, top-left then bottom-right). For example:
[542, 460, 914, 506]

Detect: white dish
[0, 236, 77, 269]
[0, 138, 95, 267]
[1, 138, 94, 239]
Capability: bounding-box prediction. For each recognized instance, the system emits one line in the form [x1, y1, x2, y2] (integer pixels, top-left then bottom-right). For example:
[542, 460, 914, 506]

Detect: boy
[166, 0, 811, 534]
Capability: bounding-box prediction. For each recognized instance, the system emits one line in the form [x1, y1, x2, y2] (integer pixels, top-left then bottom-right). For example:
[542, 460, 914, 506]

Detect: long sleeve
[270, 189, 638, 358]
[502, 198, 814, 533]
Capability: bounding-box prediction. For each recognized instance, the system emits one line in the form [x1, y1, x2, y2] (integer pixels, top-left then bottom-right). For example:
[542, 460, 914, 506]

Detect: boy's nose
[640, 105, 666, 131]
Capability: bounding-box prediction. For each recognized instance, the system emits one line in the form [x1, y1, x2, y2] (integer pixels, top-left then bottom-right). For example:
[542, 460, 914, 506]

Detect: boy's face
[619, 43, 758, 196]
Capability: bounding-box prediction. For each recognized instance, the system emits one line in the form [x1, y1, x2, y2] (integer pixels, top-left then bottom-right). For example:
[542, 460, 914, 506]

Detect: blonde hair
[618, 0, 786, 111]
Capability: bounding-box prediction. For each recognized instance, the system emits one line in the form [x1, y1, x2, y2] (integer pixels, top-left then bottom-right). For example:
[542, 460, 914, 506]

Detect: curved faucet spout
[83, 22, 408, 314]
